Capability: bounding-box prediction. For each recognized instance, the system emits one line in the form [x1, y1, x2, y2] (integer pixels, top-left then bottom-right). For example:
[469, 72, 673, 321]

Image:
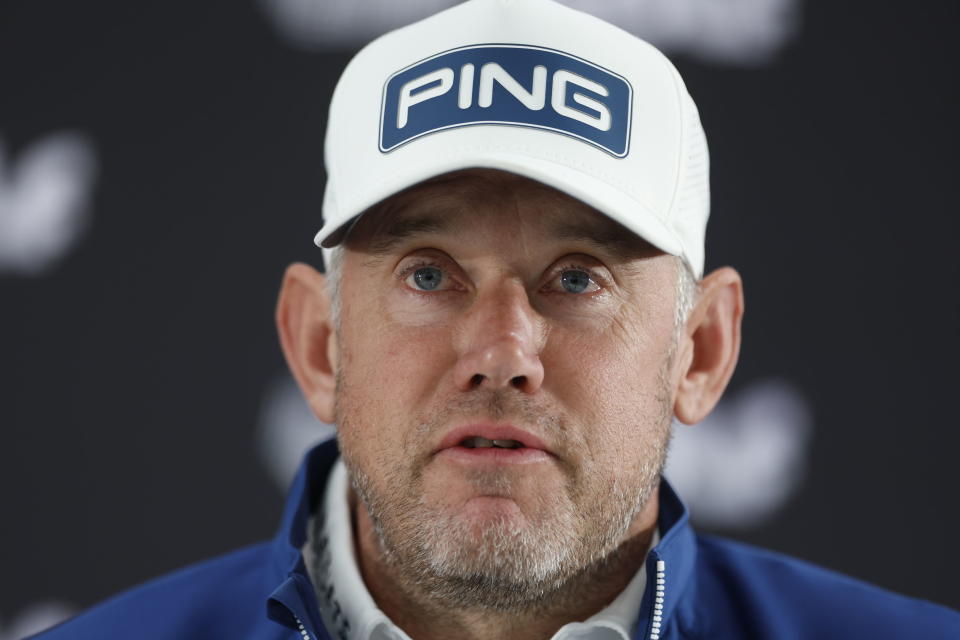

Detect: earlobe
[275, 262, 338, 424]
[673, 267, 744, 425]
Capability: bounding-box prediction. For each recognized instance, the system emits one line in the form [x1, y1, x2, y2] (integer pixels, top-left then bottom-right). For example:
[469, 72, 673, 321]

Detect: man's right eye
[407, 266, 444, 291]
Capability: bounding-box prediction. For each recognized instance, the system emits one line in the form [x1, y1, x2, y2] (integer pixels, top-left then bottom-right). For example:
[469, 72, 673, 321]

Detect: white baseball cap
[316, 0, 710, 277]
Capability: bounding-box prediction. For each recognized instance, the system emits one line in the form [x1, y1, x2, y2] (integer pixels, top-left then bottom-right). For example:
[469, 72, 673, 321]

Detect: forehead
[343, 169, 659, 260]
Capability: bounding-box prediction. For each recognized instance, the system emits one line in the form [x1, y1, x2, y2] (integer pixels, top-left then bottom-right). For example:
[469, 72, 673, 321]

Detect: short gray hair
[324, 246, 345, 330]
[674, 257, 699, 335]
[324, 246, 699, 334]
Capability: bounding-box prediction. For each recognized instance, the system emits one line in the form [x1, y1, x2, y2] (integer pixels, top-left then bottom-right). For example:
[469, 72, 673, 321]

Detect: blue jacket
[32, 439, 959, 639]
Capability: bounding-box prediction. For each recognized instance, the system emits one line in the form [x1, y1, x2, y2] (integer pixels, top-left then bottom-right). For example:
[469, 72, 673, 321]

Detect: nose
[453, 281, 546, 393]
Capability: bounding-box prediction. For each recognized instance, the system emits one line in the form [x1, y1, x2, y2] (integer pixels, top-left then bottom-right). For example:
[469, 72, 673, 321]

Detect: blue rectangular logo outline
[378, 43, 633, 158]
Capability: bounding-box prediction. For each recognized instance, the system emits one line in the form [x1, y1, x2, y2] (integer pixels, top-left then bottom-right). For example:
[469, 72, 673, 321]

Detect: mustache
[406, 389, 569, 455]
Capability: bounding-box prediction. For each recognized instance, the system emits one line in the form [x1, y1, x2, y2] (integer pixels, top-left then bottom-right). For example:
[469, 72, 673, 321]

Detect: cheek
[543, 315, 674, 454]
[348, 318, 455, 386]
[342, 280, 452, 369]
[338, 298, 457, 434]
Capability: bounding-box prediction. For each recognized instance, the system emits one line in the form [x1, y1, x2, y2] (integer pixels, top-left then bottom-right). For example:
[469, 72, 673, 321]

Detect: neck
[351, 490, 659, 640]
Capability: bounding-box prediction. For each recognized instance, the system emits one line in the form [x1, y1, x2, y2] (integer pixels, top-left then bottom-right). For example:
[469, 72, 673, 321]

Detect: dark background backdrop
[1, 0, 957, 634]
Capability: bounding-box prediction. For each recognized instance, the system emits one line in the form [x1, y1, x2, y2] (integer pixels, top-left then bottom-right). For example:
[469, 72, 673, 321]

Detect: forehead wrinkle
[476, 171, 657, 263]
[509, 189, 535, 264]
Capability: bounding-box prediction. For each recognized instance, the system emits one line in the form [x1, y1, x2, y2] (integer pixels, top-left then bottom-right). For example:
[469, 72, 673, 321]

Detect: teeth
[460, 437, 524, 449]
[463, 436, 494, 448]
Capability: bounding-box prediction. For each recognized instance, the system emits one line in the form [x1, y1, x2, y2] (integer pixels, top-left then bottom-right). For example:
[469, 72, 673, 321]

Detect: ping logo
[379, 45, 632, 157]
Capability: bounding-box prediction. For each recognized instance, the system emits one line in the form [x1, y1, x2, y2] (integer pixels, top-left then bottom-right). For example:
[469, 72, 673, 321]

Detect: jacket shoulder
[691, 534, 960, 640]
[29, 542, 291, 640]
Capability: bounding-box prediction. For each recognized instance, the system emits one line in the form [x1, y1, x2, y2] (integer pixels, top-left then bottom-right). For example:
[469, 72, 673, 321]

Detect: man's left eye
[406, 265, 446, 291]
[558, 269, 599, 294]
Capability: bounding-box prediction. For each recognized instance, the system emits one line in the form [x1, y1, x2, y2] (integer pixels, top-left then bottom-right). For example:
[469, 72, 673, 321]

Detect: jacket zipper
[649, 559, 666, 640]
[294, 615, 312, 640]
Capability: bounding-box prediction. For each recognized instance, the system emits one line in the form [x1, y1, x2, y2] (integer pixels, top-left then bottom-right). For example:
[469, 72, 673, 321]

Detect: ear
[275, 262, 338, 424]
[673, 266, 744, 425]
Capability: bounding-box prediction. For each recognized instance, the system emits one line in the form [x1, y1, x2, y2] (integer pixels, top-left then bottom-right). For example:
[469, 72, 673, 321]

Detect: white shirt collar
[304, 458, 658, 640]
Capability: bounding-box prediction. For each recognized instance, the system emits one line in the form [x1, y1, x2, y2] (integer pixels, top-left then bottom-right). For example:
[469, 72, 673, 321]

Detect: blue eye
[560, 269, 593, 293]
[412, 266, 443, 291]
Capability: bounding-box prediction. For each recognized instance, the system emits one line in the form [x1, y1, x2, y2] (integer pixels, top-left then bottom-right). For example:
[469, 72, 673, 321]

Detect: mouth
[459, 436, 525, 449]
[433, 424, 553, 465]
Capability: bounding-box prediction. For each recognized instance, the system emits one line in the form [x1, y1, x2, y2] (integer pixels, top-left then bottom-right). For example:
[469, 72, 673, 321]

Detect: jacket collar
[265, 438, 698, 640]
[266, 438, 341, 637]
[635, 474, 699, 639]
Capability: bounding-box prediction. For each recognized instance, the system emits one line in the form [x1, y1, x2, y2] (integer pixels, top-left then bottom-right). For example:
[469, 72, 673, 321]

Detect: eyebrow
[550, 219, 656, 260]
[364, 214, 450, 256]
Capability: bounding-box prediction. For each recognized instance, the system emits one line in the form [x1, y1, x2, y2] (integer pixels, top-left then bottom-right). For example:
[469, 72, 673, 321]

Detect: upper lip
[434, 423, 552, 455]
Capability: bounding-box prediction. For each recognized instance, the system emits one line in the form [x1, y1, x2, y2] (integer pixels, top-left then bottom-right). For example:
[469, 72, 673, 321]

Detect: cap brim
[315, 151, 685, 262]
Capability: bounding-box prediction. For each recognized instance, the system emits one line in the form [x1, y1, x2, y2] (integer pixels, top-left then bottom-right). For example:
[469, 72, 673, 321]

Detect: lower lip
[436, 446, 552, 465]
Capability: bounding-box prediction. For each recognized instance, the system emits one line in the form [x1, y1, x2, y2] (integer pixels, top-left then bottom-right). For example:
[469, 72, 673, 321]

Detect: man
[33, 0, 959, 638]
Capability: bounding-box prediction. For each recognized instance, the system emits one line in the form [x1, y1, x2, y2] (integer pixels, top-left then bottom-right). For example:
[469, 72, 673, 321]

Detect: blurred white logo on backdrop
[0, 132, 98, 276]
[665, 378, 813, 529]
[257, 374, 336, 490]
[259, 0, 801, 65]
[0, 601, 75, 640]
[258, 373, 813, 529]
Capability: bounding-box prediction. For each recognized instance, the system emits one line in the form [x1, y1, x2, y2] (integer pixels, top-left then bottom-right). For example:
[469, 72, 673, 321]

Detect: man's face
[333, 169, 680, 609]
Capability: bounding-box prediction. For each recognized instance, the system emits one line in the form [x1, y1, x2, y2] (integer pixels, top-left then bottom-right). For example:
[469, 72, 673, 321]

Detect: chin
[454, 495, 530, 530]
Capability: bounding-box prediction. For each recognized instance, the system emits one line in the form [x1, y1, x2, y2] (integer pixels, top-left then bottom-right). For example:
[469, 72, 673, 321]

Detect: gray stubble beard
[334, 357, 674, 614]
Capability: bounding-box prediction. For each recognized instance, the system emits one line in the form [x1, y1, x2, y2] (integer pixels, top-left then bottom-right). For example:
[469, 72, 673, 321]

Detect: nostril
[510, 375, 526, 389]
[470, 374, 485, 387]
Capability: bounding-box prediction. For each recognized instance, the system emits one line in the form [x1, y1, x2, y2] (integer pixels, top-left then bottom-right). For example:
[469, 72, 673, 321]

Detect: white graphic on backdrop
[0, 132, 98, 276]
[257, 374, 336, 490]
[258, 373, 813, 528]
[664, 378, 813, 529]
[0, 601, 75, 640]
[259, 0, 801, 65]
